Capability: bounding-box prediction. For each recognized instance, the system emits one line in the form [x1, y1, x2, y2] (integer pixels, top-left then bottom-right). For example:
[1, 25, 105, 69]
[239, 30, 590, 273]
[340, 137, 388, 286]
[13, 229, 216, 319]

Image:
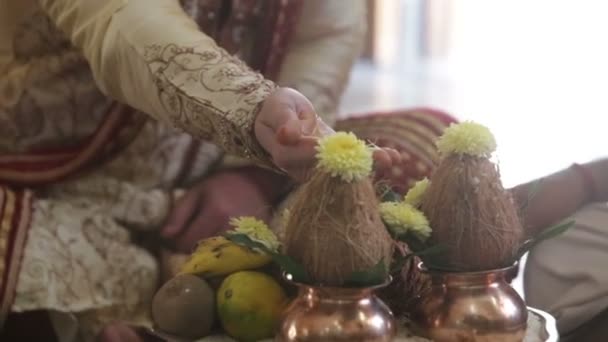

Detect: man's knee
[525, 204, 608, 334]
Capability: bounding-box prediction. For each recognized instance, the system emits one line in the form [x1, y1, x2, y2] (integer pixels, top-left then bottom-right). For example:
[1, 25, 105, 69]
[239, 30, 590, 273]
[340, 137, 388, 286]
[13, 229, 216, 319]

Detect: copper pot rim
[281, 272, 393, 291]
[416, 261, 519, 276]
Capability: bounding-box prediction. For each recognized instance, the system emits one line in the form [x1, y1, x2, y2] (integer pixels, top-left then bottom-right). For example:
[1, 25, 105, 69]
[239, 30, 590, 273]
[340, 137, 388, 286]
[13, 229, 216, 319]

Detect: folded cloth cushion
[336, 107, 458, 194]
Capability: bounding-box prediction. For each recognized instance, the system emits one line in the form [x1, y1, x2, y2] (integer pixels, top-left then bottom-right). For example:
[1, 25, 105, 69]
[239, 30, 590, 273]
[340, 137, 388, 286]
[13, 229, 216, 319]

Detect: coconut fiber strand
[283, 169, 393, 286]
[422, 155, 523, 271]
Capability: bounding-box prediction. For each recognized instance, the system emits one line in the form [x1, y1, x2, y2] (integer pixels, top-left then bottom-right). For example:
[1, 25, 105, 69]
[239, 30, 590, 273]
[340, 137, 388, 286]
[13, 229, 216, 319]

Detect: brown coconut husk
[283, 170, 393, 286]
[421, 155, 523, 271]
[378, 241, 431, 317]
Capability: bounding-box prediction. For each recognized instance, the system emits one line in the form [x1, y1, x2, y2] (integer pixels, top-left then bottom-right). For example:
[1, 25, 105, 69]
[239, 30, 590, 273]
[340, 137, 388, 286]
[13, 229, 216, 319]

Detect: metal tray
[528, 307, 559, 342]
[145, 307, 558, 342]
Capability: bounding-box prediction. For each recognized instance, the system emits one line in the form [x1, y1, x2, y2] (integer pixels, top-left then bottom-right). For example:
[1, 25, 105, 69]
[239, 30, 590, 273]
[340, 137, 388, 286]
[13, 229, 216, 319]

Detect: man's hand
[255, 87, 401, 181]
[160, 167, 288, 252]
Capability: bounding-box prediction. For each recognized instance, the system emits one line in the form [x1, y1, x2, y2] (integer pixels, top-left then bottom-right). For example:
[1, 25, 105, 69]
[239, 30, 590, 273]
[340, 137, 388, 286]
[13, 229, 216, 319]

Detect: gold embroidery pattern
[144, 43, 277, 169]
[12, 198, 158, 330]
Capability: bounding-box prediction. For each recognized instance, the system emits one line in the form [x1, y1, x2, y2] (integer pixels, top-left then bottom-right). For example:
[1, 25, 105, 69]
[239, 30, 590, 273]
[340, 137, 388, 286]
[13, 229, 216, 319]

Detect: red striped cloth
[0, 186, 33, 329]
[337, 107, 458, 194]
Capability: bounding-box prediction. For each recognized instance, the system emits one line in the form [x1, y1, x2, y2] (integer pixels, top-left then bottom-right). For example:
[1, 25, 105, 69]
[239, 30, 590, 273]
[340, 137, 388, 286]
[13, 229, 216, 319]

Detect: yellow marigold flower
[380, 202, 432, 241]
[404, 178, 430, 207]
[228, 216, 280, 252]
[436, 121, 497, 158]
[316, 132, 373, 182]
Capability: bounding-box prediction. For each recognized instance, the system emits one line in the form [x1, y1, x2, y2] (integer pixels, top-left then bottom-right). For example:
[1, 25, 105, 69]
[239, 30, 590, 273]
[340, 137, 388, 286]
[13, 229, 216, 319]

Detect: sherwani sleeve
[37, 0, 277, 167]
[220, 0, 367, 169]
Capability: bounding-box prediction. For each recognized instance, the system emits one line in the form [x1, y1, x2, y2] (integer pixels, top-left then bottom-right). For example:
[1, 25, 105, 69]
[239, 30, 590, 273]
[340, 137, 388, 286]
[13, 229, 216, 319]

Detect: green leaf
[538, 219, 575, 241]
[515, 219, 575, 259]
[225, 233, 311, 283]
[344, 259, 388, 287]
[269, 253, 311, 284]
[414, 244, 446, 257]
[392, 233, 443, 255]
[520, 178, 544, 212]
[399, 236, 428, 253]
[225, 233, 271, 253]
[381, 189, 402, 203]
[413, 244, 461, 271]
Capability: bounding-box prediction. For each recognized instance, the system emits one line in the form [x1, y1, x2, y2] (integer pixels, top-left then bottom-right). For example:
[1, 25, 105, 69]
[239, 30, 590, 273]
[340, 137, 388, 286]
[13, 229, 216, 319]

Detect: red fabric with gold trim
[0, 187, 33, 328]
[255, 0, 304, 80]
[182, 0, 304, 80]
[0, 1, 304, 331]
[0, 104, 145, 187]
[336, 108, 458, 194]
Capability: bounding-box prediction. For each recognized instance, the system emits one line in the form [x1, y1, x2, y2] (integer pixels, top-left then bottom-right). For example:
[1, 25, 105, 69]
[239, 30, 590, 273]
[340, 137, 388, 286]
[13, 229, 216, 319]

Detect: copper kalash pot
[412, 263, 527, 342]
[276, 275, 396, 341]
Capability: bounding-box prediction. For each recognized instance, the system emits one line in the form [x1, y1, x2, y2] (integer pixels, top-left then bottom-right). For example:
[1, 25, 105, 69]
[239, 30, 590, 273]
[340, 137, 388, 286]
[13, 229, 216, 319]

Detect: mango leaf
[413, 244, 465, 272]
[414, 244, 446, 257]
[520, 178, 544, 212]
[391, 243, 445, 272]
[536, 219, 575, 241]
[515, 219, 575, 259]
[344, 259, 388, 287]
[225, 233, 311, 283]
[269, 253, 311, 284]
[398, 236, 428, 253]
[225, 233, 271, 253]
[381, 189, 402, 203]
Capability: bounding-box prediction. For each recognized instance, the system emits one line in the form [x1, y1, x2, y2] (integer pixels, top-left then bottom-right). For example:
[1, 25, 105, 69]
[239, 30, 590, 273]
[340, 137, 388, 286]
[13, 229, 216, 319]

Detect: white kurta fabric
[525, 202, 608, 335]
[0, 0, 365, 340]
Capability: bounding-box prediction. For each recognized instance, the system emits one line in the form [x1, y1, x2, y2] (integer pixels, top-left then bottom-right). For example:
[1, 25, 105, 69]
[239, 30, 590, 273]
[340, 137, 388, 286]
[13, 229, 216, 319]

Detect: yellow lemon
[217, 271, 288, 341]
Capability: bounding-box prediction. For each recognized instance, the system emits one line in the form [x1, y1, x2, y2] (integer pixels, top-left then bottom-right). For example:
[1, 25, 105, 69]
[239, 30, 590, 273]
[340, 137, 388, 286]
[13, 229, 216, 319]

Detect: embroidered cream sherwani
[0, 0, 366, 340]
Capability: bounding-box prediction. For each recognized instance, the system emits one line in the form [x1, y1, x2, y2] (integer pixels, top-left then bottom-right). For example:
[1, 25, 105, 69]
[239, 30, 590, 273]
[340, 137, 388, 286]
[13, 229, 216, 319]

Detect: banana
[179, 236, 271, 278]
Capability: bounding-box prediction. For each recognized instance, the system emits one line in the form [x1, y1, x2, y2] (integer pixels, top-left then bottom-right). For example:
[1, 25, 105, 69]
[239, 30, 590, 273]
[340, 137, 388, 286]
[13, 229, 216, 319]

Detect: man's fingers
[174, 209, 223, 252]
[277, 118, 303, 145]
[277, 110, 320, 145]
[386, 148, 402, 164]
[161, 191, 201, 238]
[297, 110, 318, 136]
[277, 135, 317, 161]
[373, 149, 392, 171]
[372, 147, 402, 172]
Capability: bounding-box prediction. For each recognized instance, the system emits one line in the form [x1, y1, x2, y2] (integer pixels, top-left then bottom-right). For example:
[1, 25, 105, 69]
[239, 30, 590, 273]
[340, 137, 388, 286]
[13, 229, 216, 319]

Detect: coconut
[282, 132, 393, 286]
[421, 122, 523, 271]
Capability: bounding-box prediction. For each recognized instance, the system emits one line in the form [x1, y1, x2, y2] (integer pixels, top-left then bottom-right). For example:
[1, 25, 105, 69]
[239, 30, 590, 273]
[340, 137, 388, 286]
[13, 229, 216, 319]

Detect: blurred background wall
[341, 0, 608, 187]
